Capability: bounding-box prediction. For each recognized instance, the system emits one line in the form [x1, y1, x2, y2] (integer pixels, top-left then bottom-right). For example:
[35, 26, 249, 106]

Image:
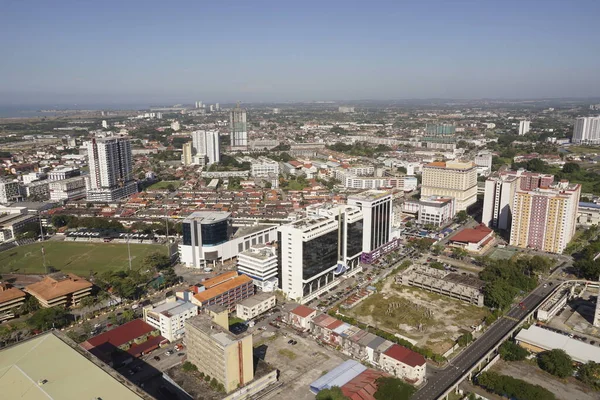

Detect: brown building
[0, 282, 26, 321]
[25, 273, 92, 308]
[191, 272, 254, 311]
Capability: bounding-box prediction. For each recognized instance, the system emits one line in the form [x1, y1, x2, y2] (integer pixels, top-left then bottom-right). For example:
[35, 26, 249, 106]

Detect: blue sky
[1, 0, 599, 105]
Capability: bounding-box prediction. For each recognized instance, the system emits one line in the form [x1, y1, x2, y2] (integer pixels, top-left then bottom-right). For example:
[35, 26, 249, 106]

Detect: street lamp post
[165, 205, 170, 259]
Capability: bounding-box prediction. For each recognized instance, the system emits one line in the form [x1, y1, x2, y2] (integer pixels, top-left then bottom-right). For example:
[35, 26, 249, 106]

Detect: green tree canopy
[373, 377, 416, 400]
[315, 387, 349, 400]
[476, 371, 556, 400]
[538, 349, 574, 378]
[499, 341, 529, 361]
[27, 307, 70, 330]
[577, 361, 600, 390]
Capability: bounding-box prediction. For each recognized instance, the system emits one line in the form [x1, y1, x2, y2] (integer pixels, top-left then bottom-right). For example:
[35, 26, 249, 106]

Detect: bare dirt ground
[346, 276, 488, 354]
[491, 360, 596, 400]
[258, 330, 349, 400]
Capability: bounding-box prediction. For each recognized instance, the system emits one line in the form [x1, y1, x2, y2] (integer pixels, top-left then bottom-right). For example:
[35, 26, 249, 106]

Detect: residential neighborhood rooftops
[383, 344, 426, 367]
[341, 369, 389, 400]
[310, 360, 367, 394]
[290, 304, 317, 318]
[84, 319, 158, 349]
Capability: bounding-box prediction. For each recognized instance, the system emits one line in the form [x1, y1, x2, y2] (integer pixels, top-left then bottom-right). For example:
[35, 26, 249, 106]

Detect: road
[412, 282, 556, 400]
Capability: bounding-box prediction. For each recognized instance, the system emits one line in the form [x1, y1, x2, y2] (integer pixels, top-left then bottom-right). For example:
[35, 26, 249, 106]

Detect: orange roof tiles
[341, 369, 389, 400]
[193, 275, 253, 304]
[450, 224, 493, 244]
[25, 273, 92, 301]
[0, 284, 26, 304]
[201, 271, 238, 289]
[290, 305, 316, 318]
[426, 161, 446, 167]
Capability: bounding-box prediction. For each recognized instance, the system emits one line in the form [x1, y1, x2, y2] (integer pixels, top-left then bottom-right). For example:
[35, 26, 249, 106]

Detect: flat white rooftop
[516, 325, 600, 364]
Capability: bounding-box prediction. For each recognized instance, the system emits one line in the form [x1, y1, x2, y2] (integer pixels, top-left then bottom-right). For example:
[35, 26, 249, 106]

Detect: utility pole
[39, 212, 47, 274]
[127, 236, 132, 271]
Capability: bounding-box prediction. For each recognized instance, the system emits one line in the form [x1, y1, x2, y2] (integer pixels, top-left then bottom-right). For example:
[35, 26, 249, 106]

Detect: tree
[538, 349, 574, 378]
[19, 296, 39, 315]
[121, 309, 135, 323]
[499, 341, 529, 361]
[430, 261, 445, 270]
[316, 387, 350, 400]
[577, 361, 600, 390]
[484, 280, 518, 310]
[373, 377, 416, 400]
[476, 371, 556, 400]
[457, 332, 473, 347]
[562, 162, 580, 174]
[456, 210, 469, 224]
[526, 255, 553, 275]
[181, 361, 198, 372]
[166, 183, 176, 192]
[27, 307, 70, 330]
[451, 247, 468, 260]
[431, 244, 444, 255]
[144, 252, 171, 271]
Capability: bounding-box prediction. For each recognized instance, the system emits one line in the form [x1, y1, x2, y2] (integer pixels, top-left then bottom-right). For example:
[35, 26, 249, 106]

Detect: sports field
[0, 241, 167, 276]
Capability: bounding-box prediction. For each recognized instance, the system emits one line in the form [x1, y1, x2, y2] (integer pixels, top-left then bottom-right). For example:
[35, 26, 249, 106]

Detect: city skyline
[1, 0, 599, 105]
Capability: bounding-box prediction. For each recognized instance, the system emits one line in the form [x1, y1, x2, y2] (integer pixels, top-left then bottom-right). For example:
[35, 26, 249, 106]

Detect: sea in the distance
[0, 104, 150, 118]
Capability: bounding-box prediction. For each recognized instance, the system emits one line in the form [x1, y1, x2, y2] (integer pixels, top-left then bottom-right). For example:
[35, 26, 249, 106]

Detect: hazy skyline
[1, 0, 599, 105]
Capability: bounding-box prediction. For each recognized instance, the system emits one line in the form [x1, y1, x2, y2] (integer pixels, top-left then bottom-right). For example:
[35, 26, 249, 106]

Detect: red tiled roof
[85, 319, 156, 348]
[341, 369, 389, 400]
[449, 224, 493, 244]
[290, 305, 316, 318]
[383, 344, 426, 367]
[326, 319, 344, 330]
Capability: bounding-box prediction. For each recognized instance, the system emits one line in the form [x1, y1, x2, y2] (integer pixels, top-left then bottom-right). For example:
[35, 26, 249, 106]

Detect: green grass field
[147, 180, 182, 190]
[0, 241, 167, 276]
[566, 145, 600, 155]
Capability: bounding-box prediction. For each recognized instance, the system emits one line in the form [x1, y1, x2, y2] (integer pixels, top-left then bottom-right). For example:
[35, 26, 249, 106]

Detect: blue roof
[579, 202, 600, 209]
[309, 360, 367, 393]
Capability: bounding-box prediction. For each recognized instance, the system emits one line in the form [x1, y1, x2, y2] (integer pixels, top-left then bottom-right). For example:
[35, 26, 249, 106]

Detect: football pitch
[0, 241, 167, 276]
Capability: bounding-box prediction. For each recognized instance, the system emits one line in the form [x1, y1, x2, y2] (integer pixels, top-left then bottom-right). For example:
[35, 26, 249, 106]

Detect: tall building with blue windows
[277, 204, 363, 304]
[179, 211, 277, 269]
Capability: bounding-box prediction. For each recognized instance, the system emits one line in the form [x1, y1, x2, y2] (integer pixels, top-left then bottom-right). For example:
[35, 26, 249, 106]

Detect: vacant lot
[0, 241, 166, 276]
[346, 278, 489, 354]
[567, 145, 600, 155]
[492, 360, 596, 400]
[146, 180, 182, 190]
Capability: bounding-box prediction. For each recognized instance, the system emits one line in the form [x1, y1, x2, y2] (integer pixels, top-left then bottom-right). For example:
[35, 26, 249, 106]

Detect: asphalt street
[412, 283, 556, 400]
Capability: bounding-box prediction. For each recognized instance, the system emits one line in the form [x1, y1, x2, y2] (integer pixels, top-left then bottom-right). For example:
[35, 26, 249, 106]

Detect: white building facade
[277, 204, 364, 303]
[237, 244, 279, 292]
[518, 120, 531, 136]
[179, 211, 278, 269]
[143, 298, 198, 342]
[191, 130, 220, 165]
[573, 116, 600, 144]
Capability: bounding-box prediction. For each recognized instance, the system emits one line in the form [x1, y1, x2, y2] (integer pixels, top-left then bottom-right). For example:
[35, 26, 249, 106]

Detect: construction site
[345, 267, 489, 355]
[397, 264, 485, 307]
